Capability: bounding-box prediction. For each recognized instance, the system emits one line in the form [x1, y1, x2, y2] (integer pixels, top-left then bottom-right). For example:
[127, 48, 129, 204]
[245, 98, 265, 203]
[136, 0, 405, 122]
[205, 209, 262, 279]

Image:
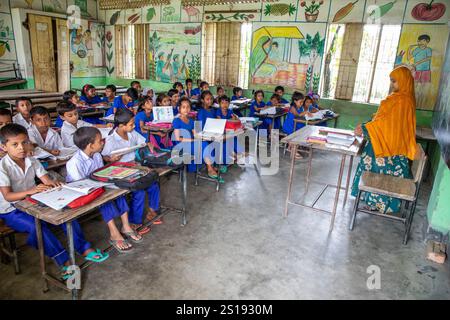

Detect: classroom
[0, 0, 449, 302]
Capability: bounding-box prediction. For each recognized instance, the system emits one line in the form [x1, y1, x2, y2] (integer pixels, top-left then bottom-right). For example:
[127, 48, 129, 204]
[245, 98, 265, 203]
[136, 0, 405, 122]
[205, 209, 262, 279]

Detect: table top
[142, 125, 174, 133]
[15, 163, 184, 225]
[44, 158, 69, 170]
[416, 126, 436, 141]
[294, 113, 340, 125]
[0, 92, 62, 101]
[254, 110, 288, 119]
[281, 125, 364, 156]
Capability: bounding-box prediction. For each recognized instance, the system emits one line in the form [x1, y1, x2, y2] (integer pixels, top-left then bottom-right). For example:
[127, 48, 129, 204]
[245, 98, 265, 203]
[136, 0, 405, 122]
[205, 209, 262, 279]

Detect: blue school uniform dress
[66, 150, 129, 224]
[0, 155, 91, 266]
[216, 109, 243, 160]
[134, 111, 154, 138]
[172, 117, 204, 172]
[230, 96, 244, 117]
[283, 105, 305, 135]
[172, 105, 179, 117]
[106, 96, 134, 116]
[197, 107, 216, 129]
[79, 95, 104, 124]
[191, 88, 201, 97]
[251, 100, 272, 130]
[280, 97, 289, 104]
[101, 130, 160, 225]
[265, 101, 280, 129]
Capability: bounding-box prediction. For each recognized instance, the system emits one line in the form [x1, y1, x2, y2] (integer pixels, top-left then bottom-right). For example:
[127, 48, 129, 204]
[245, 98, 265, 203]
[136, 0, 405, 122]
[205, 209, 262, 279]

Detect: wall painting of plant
[105, 31, 114, 76]
[299, 32, 325, 93]
[300, 0, 324, 22]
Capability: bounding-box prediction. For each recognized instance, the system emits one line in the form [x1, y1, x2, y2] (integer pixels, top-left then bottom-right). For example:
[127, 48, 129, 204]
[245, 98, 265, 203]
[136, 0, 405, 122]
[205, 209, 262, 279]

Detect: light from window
[123, 25, 135, 79]
[320, 24, 345, 99]
[238, 23, 252, 89]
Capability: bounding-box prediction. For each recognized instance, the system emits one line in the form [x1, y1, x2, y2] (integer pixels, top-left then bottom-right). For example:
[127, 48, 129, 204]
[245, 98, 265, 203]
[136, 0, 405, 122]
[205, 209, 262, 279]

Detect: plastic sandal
[218, 166, 228, 174]
[109, 239, 133, 253]
[121, 229, 143, 244]
[132, 224, 151, 235]
[61, 266, 74, 281]
[84, 249, 109, 263]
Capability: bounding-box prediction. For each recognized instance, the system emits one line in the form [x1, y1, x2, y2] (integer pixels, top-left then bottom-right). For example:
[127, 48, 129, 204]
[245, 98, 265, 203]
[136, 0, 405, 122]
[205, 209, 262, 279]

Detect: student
[130, 81, 142, 96]
[266, 93, 282, 129]
[249, 90, 266, 116]
[28, 106, 63, 156]
[0, 124, 108, 278]
[216, 95, 237, 120]
[12, 97, 33, 130]
[58, 102, 111, 148]
[282, 91, 307, 135]
[184, 78, 194, 98]
[191, 81, 209, 99]
[168, 89, 180, 116]
[102, 108, 161, 225]
[106, 87, 139, 116]
[197, 90, 216, 129]
[63, 90, 86, 108]
[173, 82, 184, 94]
[231, 87, 244, 101]
[215, 86, 225, 99]
[102, 84, 117, 105]
[304, 95, 319, 114]
[135, 97, 173, 149]
[274, 86, 289, 104]
[66, 127, 148, 252]
[172, 97, 223, 181]
[143, 88, 157, 106]
[156, 93, 171, 107]
[80, 84, 107, 107]
[0, 109, 12, 129]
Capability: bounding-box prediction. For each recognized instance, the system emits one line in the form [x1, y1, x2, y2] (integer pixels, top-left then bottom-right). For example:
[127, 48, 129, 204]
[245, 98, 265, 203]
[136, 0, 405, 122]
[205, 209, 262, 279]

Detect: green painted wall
[427, 157, 450, 236]
[71, 77, 106, 89]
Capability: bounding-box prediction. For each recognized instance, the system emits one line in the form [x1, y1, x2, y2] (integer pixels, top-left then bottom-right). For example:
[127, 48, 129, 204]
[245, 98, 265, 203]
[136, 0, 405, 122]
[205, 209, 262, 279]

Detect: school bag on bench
[135, 148, 181, 168]
[90, 162, 158, 191]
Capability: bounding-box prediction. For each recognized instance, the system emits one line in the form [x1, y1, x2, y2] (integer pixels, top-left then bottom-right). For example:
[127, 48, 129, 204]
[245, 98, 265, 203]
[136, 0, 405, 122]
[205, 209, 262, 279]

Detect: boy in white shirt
[66, 127, 148, 252]
[27, 106, 63, 156]
[0, 124, 108, 278]
[58, 101, 111, 148]
[12, 97, 33, 130]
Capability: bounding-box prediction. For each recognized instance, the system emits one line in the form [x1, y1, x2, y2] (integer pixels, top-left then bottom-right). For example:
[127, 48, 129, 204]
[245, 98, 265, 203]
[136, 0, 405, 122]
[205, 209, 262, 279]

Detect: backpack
[135, 148, 180, 168]
[90, 162, 159, 191]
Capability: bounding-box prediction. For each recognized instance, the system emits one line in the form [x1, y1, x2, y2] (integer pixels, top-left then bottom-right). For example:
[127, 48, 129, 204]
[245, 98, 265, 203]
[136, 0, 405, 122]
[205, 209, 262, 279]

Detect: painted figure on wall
[409, 34, 432, 107]
[156, 50, 173, 82]
[251, 37, 287, 78]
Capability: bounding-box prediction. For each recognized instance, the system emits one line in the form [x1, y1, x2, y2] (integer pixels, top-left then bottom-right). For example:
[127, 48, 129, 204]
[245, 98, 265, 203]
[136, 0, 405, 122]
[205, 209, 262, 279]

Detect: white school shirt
[12, 113, 32, 130]
[0, 155, 47, 214]
[66, 150, 103, 183]
[101, 130, 145, 162]
[27, 125, 63, 151]
[61, 120, 93, 148]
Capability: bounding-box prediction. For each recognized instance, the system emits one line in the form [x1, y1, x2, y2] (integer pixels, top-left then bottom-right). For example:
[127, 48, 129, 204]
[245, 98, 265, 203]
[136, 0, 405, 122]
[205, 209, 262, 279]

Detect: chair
[349, 143, 427, 245]
[0, 220, 20, 274]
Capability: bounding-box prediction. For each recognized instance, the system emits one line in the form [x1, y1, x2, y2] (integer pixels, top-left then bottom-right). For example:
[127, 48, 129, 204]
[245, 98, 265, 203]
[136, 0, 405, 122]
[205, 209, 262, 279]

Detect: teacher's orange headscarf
[365, 66, 417, 160]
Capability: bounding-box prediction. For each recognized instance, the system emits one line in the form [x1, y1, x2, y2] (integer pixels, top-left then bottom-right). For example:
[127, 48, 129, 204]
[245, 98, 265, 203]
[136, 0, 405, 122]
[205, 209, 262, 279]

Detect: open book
[31, 179, 112, 211]
[110, 142, 146, 157]
[197, 118, 226, 140]
[56, 147, 78, 160]
[153, 106, 174, 123]
[231, 98, 252, 105]
[259, 107, 277, 115]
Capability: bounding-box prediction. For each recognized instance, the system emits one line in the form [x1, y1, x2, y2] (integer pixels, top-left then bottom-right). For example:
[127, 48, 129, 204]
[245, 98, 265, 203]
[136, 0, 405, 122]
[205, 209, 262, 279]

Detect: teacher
[351, 66, 418, 214]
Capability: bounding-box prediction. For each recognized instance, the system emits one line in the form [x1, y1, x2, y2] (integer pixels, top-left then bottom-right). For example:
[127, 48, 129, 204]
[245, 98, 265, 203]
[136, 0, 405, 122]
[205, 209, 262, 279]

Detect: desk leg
[181, 165, 187, 226]
[305, 147, 313, 195]
[342, 155, 354, 208]
[330, 155, 346, 232]
[35, 218, 49, 293]
[66, 222, 78, 300]
[284, 144, 297, 218]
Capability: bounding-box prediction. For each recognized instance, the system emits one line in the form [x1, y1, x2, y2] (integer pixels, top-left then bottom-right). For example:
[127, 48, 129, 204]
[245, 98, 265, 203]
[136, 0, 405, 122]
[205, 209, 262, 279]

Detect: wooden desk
[141, 124, 174, 135]
[294, 113, 340, 128]
[416, 126, 436, 180]
[44, 159, 69, 170]
[281, 126, 364, 231]
[0, 89, 47, 101]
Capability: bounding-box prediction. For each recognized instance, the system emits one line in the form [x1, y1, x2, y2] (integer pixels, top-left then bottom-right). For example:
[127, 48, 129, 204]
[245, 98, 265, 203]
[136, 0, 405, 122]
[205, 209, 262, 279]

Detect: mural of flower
[300, 0, 324, 22]
[105, 31, 114, 76]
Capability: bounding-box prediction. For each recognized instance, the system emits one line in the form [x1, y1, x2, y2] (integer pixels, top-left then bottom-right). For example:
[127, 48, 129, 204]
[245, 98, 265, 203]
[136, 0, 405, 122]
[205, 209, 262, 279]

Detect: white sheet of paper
[260, 107, 276, 115]
[32, 147, 55, 160]
[203, 118, 226, 134]
[63, 179, 113, 195]
[31, 188, 85, 211]
[153, 106, 174, 123]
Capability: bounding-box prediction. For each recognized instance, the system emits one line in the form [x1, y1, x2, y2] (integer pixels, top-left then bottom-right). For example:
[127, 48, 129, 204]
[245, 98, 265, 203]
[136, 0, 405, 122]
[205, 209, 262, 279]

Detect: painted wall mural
[432, 32, 450, 169]
[148, 23, 201, 83]
[70, 20, 105, 77]
[404, 0, 449, 23]
[328, 0, 366, 22]
[161, 5, 181, 22]
[395, 24, 449, 110]
[363, 0, 407, 24]
[249, 23, 326, 93]
[42, 0, 66, 14]
[105, 27, 114, 76]
[182, 6, 202, 22]
[262, 0, 297, 22]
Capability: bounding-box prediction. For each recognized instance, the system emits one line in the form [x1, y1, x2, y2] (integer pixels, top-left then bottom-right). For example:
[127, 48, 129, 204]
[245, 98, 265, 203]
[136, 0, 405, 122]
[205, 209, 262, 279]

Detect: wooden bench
[0, 63, 26, 89]
[350, 143, 427, 245]
[0, 220, 20, 274]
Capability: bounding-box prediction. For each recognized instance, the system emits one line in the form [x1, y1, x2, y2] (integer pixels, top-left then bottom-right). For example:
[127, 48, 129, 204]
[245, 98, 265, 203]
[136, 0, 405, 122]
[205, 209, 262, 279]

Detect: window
[353, 24, 401, 103]
[202, 22, 252, 88]
[115, 24, 147, 79]
[322, 23, 401, 104]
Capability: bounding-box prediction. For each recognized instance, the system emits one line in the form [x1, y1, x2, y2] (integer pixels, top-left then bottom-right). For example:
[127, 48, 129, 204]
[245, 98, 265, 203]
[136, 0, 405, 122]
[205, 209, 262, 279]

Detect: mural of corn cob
[264, 3, 297, 16]
[332, 0, 359, 22]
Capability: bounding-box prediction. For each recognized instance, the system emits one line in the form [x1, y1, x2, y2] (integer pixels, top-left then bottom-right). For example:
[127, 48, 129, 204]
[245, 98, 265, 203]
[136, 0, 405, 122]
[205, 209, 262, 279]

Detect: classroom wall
[0, 0, 105, 89]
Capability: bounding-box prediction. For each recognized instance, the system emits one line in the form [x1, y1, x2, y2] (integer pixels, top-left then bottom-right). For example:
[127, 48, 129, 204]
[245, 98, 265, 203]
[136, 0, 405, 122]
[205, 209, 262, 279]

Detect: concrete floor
[1, 151, 449, 299]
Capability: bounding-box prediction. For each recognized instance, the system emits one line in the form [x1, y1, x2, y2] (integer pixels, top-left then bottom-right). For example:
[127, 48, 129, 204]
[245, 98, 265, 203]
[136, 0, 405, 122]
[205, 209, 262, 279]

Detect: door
[28, 14, 57, 92]
[55, 18, 70, 92]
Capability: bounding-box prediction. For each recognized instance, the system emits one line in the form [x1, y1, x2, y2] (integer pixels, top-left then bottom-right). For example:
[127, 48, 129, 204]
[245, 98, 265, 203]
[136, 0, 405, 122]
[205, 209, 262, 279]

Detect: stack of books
[322, 130, 355, 148]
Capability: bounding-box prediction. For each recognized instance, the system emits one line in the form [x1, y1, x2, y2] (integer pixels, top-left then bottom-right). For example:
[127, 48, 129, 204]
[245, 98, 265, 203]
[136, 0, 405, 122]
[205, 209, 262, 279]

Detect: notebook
[259, 107, 277, 115]
[326, 132, 355, 148]
[109, 142, 147, 156]
[197, 118, 226, 140]
[153, 106, 174, 123]
[56, 147, 78, 160]
[31, 179, 112, 211]
[93, 166, 140, 179]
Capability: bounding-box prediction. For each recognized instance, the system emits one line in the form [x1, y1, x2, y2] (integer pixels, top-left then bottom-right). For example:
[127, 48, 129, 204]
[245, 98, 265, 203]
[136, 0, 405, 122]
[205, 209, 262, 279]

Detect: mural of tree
[322, 25, 341, 98]
[148, 31, 161, 80]
[298, 32, 325, 92]
[187, 54, 201, 81]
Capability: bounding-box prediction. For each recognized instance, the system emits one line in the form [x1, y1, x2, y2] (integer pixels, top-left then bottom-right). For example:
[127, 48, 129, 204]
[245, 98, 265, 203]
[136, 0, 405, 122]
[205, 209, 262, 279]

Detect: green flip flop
[218, 166, 228, 174]
[85, 249, 109, 263]
[61, 266, 74, 281]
